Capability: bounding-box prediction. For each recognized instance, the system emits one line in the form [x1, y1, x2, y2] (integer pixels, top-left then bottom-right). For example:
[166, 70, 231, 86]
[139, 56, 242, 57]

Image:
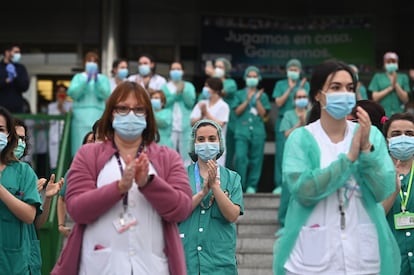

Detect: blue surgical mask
[202, 87, 210, 99]
[169, 69, 183, 81]
[245, 77, 259, 87]
[214, 67, 225, 78]
[138, 64, 151, 76]
[385, 63, 398, 73]
[287, 70, 300, 81]
[86, 62, 98, 74]
[388, 135, 414, 161]
[195, 142, 220, 162]
[14, 139, 26, 159]
[112, 113, 147, 141]
[295, 98, 308, 109]
[323, 91, 356, 120]
[0, 132, 8, 152]
[151, 98, 162, 110]
[11, 53, 21, 63]
[117, 68, 128, 80]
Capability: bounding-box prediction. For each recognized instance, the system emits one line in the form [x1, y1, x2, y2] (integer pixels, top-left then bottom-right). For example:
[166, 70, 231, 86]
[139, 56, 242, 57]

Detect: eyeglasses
[113, 105, 146, 116]
[18, 135, 27, 142]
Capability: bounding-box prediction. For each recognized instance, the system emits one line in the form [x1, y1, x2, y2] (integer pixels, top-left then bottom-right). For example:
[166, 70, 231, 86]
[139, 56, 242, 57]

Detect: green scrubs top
[368, 72, 410, 116]
[272, 78, 310, 119]
[0, 161, 43, 275]
[386, 168, 414, 274]
[234, 88, 271, 140]
[358, 83, 368, 100]
[179, 164, 244, 275]
[154, 108, 173, 148]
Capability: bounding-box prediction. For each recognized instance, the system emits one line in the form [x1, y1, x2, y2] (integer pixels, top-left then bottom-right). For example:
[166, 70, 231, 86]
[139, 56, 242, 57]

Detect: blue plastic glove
[6, 63, 17, 79]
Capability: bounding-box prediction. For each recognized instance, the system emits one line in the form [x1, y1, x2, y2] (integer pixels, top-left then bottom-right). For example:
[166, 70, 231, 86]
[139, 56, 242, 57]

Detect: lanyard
[194, 162, 220, 209]
[114, 142, 145, 212]
[399, 161, 414, 212]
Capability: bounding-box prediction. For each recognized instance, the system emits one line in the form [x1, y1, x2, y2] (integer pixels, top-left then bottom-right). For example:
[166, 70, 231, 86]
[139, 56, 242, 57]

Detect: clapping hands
[37, 174, 64, 198]
[348, 106, 372, 162]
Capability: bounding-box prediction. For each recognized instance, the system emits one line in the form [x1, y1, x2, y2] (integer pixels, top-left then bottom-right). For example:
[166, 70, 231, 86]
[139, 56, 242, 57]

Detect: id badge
[394, 212, 414, 230]
[113, 212, 138, 233]
[250, 107, 258, 116]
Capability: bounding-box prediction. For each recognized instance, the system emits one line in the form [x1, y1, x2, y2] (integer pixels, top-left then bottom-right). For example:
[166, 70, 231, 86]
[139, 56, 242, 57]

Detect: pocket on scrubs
[298, 225, 329, 268]
[358, 224, 380, 265]
[2, 247, 26, 274]
[1, 216, 23, 249]
[29, 239, 42, 275]
[84, 248, 112, 274]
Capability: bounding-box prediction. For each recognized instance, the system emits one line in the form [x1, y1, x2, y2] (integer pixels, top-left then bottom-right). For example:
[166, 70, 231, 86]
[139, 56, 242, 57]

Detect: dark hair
[206, 77, 223, 96]
[307, 60, 356, 124]
[350, 100, 386, 131]
[111, 58, 128, 76]
[97, 81, 159, 145]
[14, 118, 30, 158]
[3, 43, 21, 54]
[170, 61, 184, 70]
[55, 83, 67, 92]
[84, 51, 99, 63]
[82, 131, 94, 145]
[92, 119, 101, 141]
[382, 112, 414, 138]
[0, 107, 18, 164]
[138, 53, 156, 73]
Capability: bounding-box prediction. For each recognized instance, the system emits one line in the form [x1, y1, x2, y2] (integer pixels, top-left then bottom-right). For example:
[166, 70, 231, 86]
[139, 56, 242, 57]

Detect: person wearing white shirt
[191, 77, 229, 166]
[127, 54, 166, 91]
[48, 84, 72, 171]
[109, 58, 129, 93]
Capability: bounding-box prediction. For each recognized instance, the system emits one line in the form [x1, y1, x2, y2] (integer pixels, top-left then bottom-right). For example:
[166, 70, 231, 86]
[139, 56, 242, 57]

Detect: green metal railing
[14, 112, 72, 275]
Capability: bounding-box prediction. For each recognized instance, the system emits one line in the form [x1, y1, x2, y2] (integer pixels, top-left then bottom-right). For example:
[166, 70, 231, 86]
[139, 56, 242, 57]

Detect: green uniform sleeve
[223, 78, 237, 98]
[400, 73, 410, 92]
[279, 110, 297, 132]
[93, 74, 111, 100]
[357, 126, 396, 202]
[272, 79, 287, 99]
[359, 84, 368, 100]
[368, 73, 381, 92]
[182, 82, 196, 109]
[260, 92, 271, 111]
[154, 109, 172, 129]
[283, 128, 354, 206]
[161, 83, 175, 108]
[67, 73, 89, 100]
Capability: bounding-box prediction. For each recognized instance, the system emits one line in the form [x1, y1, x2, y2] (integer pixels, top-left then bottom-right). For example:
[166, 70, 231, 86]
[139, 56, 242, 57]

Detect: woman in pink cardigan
[52, 81, 193, 275]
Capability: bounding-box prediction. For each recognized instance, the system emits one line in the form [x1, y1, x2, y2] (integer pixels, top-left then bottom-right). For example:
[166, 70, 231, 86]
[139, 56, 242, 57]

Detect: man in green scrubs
[369, 52, 410, 117]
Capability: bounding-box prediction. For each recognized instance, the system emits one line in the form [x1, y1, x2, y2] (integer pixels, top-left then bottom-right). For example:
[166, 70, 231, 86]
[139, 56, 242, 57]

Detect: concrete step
[236, 193, 280, 273]
[237, 252, 274, 268]
[239, 208, 279, 223]
[237, 237, 276, 253]
[237, 223, 279, 236]
[243, 193, 280, 209]
[238, 267, 273, 275]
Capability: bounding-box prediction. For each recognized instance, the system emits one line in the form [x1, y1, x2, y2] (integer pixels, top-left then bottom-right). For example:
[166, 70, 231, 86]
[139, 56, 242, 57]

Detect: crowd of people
[1, 43, 414, 274]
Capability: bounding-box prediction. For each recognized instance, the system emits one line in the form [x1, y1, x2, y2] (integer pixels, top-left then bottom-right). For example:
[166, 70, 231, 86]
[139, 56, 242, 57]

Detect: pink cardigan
[51, 140, 193, 275]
